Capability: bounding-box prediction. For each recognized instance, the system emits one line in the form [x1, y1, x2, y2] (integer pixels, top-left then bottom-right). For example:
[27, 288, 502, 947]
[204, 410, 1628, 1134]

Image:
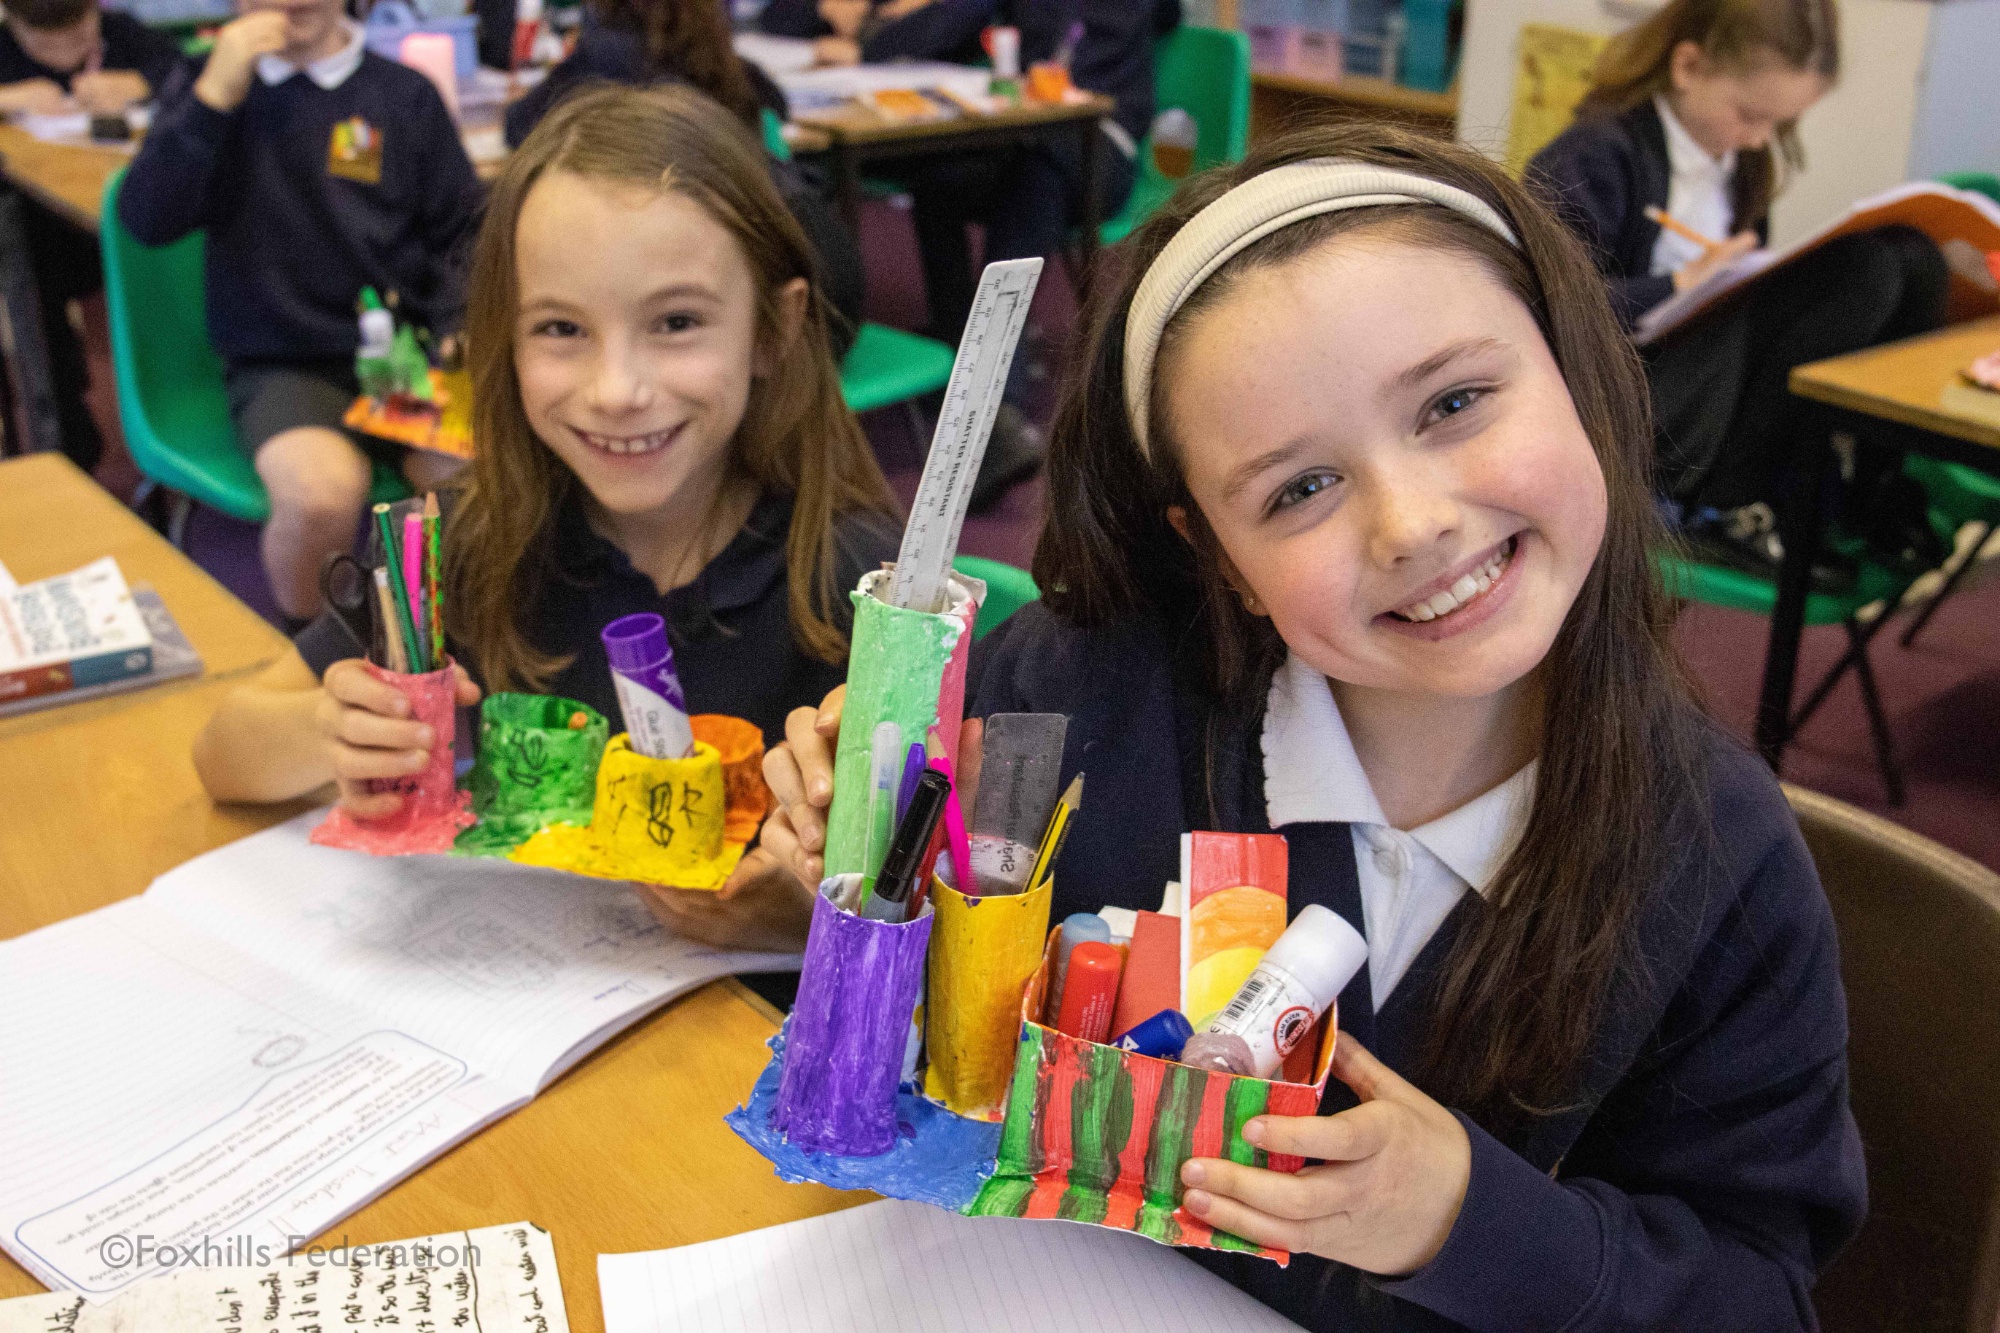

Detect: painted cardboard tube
[923, 875, 1053, 1120]
[823, 570, 974, 877]
[311, 659, 474, 855]
[455, 692, 608, 854]
[773, 875, 935, 1156]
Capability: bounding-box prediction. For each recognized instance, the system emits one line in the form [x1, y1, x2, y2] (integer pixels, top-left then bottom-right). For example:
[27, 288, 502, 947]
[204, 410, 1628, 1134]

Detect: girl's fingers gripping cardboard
[325, 658, 411, 718]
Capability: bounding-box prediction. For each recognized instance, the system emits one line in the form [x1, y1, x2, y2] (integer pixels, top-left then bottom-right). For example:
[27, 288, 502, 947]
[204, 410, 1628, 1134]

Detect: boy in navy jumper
[119, 0, 480, 622]
[1, 0, 183, 470]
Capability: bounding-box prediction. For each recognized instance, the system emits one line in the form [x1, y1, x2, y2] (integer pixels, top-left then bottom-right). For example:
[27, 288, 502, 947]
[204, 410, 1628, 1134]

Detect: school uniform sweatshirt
[964, 602, 1867, 1333]
[116, 47, 481, 363]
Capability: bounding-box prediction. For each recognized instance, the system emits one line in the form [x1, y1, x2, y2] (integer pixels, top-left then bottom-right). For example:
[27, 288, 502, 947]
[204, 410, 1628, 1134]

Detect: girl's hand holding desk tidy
[193, 86, 901, 954]
[766, 128, 1862, 1327]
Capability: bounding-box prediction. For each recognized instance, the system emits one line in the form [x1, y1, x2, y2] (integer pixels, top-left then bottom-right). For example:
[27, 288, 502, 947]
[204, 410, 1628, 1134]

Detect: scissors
[319, 553, 377, 662]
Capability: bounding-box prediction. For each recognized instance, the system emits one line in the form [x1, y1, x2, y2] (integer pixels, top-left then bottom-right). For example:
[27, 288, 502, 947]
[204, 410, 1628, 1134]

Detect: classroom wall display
[731, 834, 1334, 1263]
[310, 692, 768, 891]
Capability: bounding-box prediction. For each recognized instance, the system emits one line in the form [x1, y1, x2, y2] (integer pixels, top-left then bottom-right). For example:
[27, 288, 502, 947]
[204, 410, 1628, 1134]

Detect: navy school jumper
[965, 602, 1866, 1331]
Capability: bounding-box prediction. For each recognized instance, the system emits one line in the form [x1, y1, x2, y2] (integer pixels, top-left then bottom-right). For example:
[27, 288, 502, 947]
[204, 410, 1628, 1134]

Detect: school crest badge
[327, 115, 383, 184]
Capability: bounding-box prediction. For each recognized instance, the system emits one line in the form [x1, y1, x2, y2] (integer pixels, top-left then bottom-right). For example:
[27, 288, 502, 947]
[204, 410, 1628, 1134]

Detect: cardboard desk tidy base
[311, 689, 768, 891]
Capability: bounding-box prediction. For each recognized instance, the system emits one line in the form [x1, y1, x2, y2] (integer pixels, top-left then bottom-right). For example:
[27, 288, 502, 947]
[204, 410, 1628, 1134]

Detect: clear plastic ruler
[887, 257, 1044, 613]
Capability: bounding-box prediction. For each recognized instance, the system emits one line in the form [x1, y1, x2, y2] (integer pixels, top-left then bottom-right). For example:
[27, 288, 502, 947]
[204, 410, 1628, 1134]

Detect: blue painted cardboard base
[726, 1023, 1002, 1212]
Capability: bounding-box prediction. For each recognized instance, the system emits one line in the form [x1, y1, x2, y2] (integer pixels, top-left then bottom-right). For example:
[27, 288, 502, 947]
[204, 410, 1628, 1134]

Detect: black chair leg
[1846, 620, 1906, 806]
[1900, 520, 1990, 649]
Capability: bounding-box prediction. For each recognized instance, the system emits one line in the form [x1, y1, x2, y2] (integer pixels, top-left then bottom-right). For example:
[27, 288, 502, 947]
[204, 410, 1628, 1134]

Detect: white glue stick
[1180, 904, 1368, 1079]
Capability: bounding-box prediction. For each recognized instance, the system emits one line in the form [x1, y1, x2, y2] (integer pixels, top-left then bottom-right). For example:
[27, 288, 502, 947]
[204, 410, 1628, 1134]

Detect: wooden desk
[0, 123, 127, 230]
[0, 453, 289, 710]
[0, 460, 860, 1328]
[795, 93, 1117, 258]
[1748, 316, 2000, 765]
[1250, 72, 1457, 142]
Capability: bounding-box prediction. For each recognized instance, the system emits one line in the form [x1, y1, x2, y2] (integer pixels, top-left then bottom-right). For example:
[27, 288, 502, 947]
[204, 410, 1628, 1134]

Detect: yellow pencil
[1028, 773, 1084, 892]
[1644, 205, 1724, 255]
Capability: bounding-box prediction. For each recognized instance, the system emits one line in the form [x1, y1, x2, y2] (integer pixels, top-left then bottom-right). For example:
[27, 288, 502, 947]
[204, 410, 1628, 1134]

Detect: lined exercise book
[0, 1222, 566, 1332]
[0, 813, 800, 1298]
[597, 1200, 1307, 1333]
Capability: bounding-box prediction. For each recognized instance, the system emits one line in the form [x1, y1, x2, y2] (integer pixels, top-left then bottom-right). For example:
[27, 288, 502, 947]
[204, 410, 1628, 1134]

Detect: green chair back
[760, 107, 793, 162]
[952, 555, 1040, 639]
[1100, 26, 1251, 246]
[100, 170, 407, 524]
[1941, 171, 2000, 204]
[839, 322, 956, 415]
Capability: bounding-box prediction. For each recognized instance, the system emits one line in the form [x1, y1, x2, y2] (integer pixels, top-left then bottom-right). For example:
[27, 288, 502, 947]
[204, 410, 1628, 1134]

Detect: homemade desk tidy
[308, 505, 766, 889]
[729, 259, 1369, 1262]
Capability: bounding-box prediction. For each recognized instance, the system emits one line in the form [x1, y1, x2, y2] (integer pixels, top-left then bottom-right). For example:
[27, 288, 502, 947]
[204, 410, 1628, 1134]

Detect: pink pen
[401, 510, 425, 668]
[928, 754, 978, 897]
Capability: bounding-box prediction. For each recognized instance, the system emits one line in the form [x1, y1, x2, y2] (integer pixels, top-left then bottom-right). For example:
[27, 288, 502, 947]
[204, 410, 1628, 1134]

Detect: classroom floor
[58, 197, 2000, 874]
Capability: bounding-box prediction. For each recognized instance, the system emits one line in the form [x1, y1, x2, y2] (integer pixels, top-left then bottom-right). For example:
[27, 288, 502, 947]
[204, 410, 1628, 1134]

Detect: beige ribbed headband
[1122, 159, 1520, 457]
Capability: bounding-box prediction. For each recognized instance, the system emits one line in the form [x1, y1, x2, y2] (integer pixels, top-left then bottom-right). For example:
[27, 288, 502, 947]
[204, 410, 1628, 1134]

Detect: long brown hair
[1038, 121, 1709, 1130]
[1580, 0, 1839, 226]
[591, 0, 761, 126]
[449, 84, 897, 693]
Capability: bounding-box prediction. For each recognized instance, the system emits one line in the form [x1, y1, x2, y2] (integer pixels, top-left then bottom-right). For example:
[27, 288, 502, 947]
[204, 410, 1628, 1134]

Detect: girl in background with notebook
[193, 85, 899, 951]
[762, 122, 1863, 1329]
[1529, 0, 1948, 585]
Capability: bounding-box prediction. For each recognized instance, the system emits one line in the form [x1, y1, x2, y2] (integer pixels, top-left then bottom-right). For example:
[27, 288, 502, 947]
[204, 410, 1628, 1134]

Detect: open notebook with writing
[0, 813, 798, 1298]
[598, 1200, 1308, 1333]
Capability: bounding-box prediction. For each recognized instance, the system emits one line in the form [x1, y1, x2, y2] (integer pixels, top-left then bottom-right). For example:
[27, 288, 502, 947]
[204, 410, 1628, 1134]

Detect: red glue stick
[1055, 941, 1123, 1044]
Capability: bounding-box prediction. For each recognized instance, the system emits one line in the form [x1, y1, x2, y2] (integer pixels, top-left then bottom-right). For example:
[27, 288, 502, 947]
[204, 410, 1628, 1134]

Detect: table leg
[1077, 117, 1103, 275]
[832, 143, 862, 238]
[0, 187, 63, 457]
[1754, 428, 1836, 767]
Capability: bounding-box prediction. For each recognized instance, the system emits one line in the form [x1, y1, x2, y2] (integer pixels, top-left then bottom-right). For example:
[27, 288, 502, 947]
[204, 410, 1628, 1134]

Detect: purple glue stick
[602, 612, 694, 759]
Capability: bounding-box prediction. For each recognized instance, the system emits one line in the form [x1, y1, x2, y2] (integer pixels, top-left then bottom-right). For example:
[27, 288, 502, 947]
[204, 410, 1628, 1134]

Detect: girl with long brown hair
[764, 120, 1863, 1328]
[1529, 0, 1948, 582]
[194, 85, 899, 951]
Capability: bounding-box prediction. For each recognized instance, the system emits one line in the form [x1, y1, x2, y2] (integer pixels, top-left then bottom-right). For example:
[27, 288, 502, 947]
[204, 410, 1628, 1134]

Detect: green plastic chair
[1898, 171, 2000, 647]
[839, 322, 956, 416]
[760, 107, 793, 161]
[952, 554, 1039, 639]
[1659, 547, 1926, 804]
[1100, 26, 1252, 246]
[100, 170, 407, 544]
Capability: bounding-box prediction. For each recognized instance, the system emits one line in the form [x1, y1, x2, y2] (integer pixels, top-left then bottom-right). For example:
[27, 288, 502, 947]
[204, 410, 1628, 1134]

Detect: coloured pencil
[373, 566, 408, 672]
[1028, 773, 1082, 893]
[1643, 205, 1724, 254]
[375, 503, 424, 675]
[423, 492, 442, 668]
[402, 509, 426, 672]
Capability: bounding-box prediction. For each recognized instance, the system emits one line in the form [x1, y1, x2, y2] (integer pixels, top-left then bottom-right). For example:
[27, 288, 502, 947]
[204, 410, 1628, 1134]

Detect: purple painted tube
[602, 613, 693, 759]
[773, 876, 934, 1156]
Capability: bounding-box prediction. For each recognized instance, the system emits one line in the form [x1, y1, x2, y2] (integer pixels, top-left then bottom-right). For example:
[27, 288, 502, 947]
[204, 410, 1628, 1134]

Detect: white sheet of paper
[0, 1222, 567, 1332]
[0, 813, 800, 1296]
[597, 1200, 1307, 1333]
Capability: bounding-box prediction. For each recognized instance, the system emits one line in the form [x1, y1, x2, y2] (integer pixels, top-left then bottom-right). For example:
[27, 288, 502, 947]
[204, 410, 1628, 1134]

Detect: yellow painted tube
[924, 876, 1054, 1119]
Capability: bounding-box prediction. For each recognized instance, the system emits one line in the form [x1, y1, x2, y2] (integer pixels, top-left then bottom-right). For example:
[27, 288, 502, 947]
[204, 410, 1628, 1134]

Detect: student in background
[758, 0, 988, 69]
[0, 0, 183, 472]
[1529, 0, 1947, 583]
[766, 122, 1863, 1329]
[117, 0, 481, 624]
[503, 0, 865, 357]
[896, 0, 1182, 510]
[192, 86, 900, 952]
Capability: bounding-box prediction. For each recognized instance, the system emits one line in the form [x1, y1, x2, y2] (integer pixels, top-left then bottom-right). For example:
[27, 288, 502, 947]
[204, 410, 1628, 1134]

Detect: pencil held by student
[193, 85, 900, 952]
[766, 119, 1863, 1326]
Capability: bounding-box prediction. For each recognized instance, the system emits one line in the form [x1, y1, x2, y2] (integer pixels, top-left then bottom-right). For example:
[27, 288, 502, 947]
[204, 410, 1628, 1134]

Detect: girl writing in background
[1530, 0, 1947, 585]
[765, 123, 1863, 1329]
[194, 85, 900, 951]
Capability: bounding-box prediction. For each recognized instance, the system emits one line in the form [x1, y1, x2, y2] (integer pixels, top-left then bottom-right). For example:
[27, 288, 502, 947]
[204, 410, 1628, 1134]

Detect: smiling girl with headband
[763, 121, 1863, 1329]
